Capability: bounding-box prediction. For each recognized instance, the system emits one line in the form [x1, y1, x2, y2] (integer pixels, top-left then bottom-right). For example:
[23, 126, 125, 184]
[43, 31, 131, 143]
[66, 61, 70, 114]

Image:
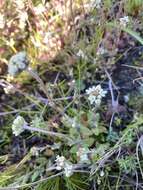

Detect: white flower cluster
[55, 155, 73, 177]
[12, 116, 26, 136]
[55, 155, 65, 170]
[77, 147, 90, 163]
[8, 51, 29, 76]
[86, 85, 107, 106]
[64, 163, 74, 177]
[0, 80, 15, 94]
[119, 16, 129, 27]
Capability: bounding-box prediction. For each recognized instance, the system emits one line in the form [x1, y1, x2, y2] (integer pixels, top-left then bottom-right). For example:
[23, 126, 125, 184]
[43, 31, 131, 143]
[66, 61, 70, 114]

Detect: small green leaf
[83, 137, 94, 147]
[70, 145, 78, 154]
[31, 171, 40, 182]
[92, 126, 107, 136]
[80, 126, 93, 137]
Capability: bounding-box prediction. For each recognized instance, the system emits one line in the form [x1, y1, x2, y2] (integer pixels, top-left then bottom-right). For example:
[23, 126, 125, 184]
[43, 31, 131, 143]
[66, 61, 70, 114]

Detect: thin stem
[23, 124, 73, 143]
[27, 67, 49, 98]
[0, 172, 64, 190]
[104, 68, 119, 132]
[27, 67, 63, 113]
[109, 113, 115, 134]
[108, 79, 116, 107]
[136, 135, 143, 179]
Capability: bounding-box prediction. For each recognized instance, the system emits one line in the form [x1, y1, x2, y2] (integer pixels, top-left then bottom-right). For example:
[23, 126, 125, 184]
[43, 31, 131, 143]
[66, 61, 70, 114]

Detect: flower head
[0, 13, 5, 29]
[64, 162, 73, 177]
[86, 85, 107, 106]
[119, 16, 129, 27]
[30, 147, 39, 157]
[8, 51, 29, 76]
[55, 155, 65, 170]
[77, 147, 90, 163]
[76, 49, 88, 60]
[12, 116, 26, 136]
[100, 170, 105, 177]
[55, 155, 74, 177]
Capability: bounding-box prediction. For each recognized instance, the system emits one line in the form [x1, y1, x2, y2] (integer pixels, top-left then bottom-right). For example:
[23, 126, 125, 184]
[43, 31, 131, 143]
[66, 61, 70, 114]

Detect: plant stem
[23, 124, 73, 143]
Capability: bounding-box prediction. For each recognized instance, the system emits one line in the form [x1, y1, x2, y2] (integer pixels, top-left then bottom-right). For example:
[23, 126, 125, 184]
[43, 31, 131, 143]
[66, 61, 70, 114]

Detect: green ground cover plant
[0, 0, 143, 189]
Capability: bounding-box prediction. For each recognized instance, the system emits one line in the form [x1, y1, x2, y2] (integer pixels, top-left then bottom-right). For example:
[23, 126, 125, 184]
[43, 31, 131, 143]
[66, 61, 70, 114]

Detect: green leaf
[31, 170, 40, 182]
[83, 137, 94, 147]
[69, 127, 78, 137]
[92, 126, 107, 136]
[75, 79, 85, 91]
[70, 145, 78, 154]
[87, 111, 100, 128]
[80, 126, 93, 137]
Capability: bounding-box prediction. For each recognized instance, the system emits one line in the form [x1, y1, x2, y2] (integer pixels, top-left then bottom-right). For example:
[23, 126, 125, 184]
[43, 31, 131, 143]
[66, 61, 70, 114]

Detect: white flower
[64, 163, 73, 177]
[12, 116, 26, 136]
[19, 11, 28, 29]
[33, 4, 46, 15]
[77, 147, 89, 163]
[0, 13, 5, 29]
[124, 95, 129, 103]
[96, 47, 107, 56]
[86, 85, 107, 106]
[62, 115, 80, 128]
[4, 84, 15, 94]
[8, 51, 29, 76]
[19, 11, 28, 22]
[43, 32, 53, 44]
[119, 16, 129, 27]
[100, 170, 104, 177]
[55, 156, 74, 177]
[76, 49, 88, 60]
[55, 155, 65, 170]
[80, 153, 89, 162]
[30, 147, 39, 157]
[92, 0, 102, 9]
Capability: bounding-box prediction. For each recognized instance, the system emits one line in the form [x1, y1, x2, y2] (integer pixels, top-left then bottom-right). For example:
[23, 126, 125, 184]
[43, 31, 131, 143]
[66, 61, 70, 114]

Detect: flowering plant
[86, 85, 107, 106]
[8, 51, 29, 76]
[12, 115, 26, 136]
